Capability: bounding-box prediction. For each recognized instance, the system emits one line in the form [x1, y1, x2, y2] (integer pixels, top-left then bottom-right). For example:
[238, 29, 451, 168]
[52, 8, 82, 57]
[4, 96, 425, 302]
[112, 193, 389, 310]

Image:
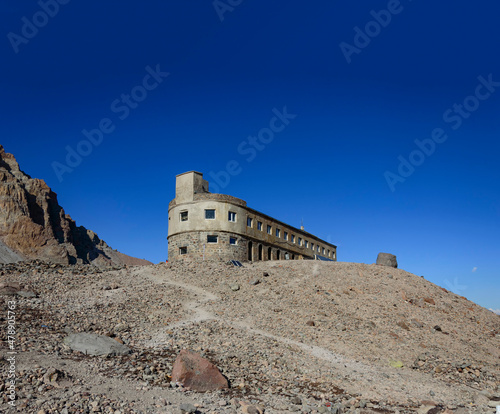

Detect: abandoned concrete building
[167, 171, 337, 262]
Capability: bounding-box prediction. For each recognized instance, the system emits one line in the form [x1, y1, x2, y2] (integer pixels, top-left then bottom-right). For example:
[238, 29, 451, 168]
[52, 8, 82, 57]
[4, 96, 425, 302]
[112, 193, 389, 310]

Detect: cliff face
[0, 145, 150, 265]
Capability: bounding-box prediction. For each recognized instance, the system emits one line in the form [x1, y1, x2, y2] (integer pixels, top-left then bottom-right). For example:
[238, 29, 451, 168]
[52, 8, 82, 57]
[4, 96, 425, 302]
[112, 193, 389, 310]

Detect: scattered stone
[263, 272, 269, 277]
[433, 325, 442, 332]
[63, 333, 131, 356]
[306, 320, 316, 326]
[114, 323, 129, 333]
[249, 278, 260, 285]
[230, 284, 240, 291]
[0, 282, 20, 296]
[411, 319, 424, 328]
[396, 320, 410, 331]
[16, 290, 37, 298]
[179, 403, 197, 413]
[376, 253, 398, 268]
[424, 297, 436, 305]
[239, 401, 264, 414]
[171, 349, 229, 392]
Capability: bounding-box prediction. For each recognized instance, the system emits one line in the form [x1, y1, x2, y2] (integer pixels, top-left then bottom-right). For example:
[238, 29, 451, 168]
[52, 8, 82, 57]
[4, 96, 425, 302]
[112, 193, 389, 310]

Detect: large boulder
[63, 333, 131, 356]
[171, 349, 228, 392]
[376, 252, 398, 268]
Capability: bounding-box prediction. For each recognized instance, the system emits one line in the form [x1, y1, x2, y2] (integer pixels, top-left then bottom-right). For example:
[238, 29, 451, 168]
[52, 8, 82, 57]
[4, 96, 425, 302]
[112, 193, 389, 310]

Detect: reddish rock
[423, 297, 436, 305]
[171, 349, 228, 392]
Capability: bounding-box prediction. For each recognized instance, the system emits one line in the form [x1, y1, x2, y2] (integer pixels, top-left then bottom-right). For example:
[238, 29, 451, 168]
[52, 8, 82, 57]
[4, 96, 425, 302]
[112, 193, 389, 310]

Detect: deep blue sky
[1, 1, 499, 310]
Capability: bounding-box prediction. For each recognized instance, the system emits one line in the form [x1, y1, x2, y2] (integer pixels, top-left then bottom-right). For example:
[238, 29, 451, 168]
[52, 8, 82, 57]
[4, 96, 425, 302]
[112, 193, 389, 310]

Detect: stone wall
[168, 231, 248, 262]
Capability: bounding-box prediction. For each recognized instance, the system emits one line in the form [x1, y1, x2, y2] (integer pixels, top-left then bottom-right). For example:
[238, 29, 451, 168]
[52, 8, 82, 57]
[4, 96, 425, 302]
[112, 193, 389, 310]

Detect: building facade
[167, 171, 337, 262]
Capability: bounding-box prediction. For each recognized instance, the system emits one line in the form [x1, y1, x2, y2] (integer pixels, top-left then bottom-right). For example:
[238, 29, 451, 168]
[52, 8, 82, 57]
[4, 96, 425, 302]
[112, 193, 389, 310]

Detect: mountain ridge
[0, 144, 150, 266]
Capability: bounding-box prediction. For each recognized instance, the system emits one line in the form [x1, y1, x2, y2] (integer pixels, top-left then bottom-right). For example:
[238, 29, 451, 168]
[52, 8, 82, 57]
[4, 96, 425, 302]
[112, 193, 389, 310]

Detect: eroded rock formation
[0, 145, 150, 265]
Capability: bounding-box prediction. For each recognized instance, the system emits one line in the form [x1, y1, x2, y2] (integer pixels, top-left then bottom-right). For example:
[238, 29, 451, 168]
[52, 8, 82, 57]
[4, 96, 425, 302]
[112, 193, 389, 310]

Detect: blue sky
[1, 1, 499, 310]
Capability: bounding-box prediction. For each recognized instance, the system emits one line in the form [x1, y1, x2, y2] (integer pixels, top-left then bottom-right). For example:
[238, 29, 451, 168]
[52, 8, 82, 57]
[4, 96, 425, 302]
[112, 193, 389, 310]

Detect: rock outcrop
[0, 145, 150, 265]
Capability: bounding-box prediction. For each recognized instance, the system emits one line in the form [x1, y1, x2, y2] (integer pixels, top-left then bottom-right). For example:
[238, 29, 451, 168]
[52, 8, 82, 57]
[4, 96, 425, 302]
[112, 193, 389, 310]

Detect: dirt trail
[135, 265, 481, 407]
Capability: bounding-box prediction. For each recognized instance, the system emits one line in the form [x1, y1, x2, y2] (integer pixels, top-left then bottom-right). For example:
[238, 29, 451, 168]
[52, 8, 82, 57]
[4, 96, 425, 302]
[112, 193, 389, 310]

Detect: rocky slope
[0, 259, 498, 413]
[0, 145, 150, 266]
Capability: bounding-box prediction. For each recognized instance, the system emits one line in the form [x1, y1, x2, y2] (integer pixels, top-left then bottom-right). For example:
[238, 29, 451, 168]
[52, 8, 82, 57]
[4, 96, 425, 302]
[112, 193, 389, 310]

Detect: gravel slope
[1, 260, 498, 413]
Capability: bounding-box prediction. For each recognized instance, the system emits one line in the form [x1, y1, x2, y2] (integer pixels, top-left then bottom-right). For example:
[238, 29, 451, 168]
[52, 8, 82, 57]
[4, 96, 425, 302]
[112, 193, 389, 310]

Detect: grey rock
[250, 278, 260, 285]
[290, 396, 302, 405]
[63, 333, 131, 356]
[230, 284, 240, 291]
[114, 323, 129, 333]
[179, 403, 197, 413]
[16, 290, 37, 298]
[331, 403, 344, 414]
[376, 253, 398, 268]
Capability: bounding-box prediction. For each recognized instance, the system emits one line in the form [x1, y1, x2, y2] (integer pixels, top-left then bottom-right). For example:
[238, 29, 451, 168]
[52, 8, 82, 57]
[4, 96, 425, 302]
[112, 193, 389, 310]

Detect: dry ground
[1, 260, 499, 413]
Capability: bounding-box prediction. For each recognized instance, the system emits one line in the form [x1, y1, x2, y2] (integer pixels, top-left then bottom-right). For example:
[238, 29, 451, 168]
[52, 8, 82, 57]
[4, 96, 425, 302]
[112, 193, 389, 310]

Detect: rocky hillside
[0, 259, 498, 413]
[0, 145, 150, 266]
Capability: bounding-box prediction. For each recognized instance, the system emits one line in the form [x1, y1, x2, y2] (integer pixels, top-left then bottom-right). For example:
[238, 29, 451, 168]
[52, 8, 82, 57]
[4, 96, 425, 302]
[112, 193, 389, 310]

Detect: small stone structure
[167, 171, 337, 262]
[376, 252, 398, 268]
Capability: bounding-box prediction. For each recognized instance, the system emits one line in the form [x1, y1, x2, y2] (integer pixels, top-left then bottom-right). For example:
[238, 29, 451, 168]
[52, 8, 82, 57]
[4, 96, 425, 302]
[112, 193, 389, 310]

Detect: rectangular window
[276, 228, 280, 237]
[311, 243, 314, 250]
[298, 237, 303, 246]
[305, 240, 309, 248]
[247, 217, 253, 227]
[257, 221, 263, 231]
[228, 211, 236, 222]
[322, 248, 326, 255]
[229, 237, 237, 245]
[180, 211, 188, 222]
[267, 225, 272, 234]
[328, 250, 330, 257]
[317, 246, 320, 252]
[205, 209, 215, 219]
[291, 234, 295, 243]
[207, 235, 218, 243]
[179, 246, 187, 255]
[284, 232, 288, 241]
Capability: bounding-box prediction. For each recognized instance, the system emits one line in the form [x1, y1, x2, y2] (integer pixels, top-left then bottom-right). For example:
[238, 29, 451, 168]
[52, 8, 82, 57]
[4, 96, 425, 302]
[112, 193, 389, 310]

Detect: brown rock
[171, 349, 228, 392]
[397, 320, 410, 331]
[423, 297, 436, 305]
[0, 145, 151, 266]
[306, 320, 316, 326]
